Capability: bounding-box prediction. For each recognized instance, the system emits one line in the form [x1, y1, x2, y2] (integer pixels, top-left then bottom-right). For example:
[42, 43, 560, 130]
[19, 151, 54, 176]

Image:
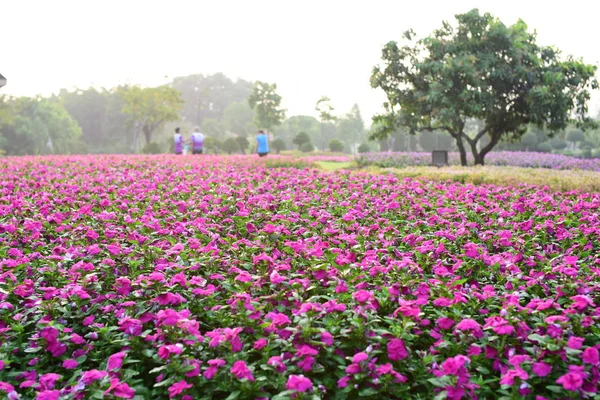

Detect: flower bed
[0, 155, 599, 399]
[356, 151, 600, 171]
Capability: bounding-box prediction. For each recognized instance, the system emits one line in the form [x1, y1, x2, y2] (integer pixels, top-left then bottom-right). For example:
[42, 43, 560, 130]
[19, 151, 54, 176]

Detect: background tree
[293, 132, 311, 149]
[337, 104, 365, 154]
[567, 129, 585, 148]
[357, 143, 371, 153]
[235, 136, 249, 154]
[316, 96, 336, 150]
[120, 85, 183, 151]
[520, 132, 538, 151]
[172, 73, 252, 127]
[329, 139, 344, 152]
[223, 101, 255, 136]
[204, 137, 221, 154]
[299, 142, 314, 153]
[222, 137, 239, 154]
[247, 81, 286, 134]
[370, 9, 598, 165]
[0, 97, 84, 155]
[271, 138, 286, 154]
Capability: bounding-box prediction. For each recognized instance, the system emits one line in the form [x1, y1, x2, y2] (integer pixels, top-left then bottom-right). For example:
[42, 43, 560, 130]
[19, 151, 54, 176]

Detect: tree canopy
[370, 9, 598, 165]
[247, 81, 286, 133]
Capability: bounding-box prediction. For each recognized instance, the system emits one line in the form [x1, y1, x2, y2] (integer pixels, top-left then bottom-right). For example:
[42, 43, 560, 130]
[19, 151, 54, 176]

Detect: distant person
[255, 130, 269, 157]
[191, 127, 205, 155]
[173, 128, 184, 155]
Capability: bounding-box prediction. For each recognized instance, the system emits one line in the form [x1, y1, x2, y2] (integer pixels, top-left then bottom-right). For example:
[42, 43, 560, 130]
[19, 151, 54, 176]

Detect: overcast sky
[2, 0, 599, 123]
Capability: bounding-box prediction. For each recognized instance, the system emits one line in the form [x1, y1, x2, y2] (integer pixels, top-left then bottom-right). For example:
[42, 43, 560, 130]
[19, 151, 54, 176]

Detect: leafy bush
[357, 143, 371, 153]
[293, 132, 311, 149]
[142, 141, 162, 154]
[536, 142, 552, 153]
[549, 138, 568, 150]
[235, 136, 250, 154]
[299, 141, 314, 153]
[329, 139, 344, 153]
[271, 138, 286, 154]
[222, 137, 239, 154]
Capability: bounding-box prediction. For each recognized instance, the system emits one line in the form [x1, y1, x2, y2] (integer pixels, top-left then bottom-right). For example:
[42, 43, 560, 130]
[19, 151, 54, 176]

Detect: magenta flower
[62, 359, 78, 369]
[582, 347, 599, 365]
[387, 338, 408, 361]
[81, 370, 108, 385]
[352, 352, 369, 363]
[36, 390, 60, 400]
[230, 361, 254, 381]
[286, 375, 313, 392]
[531, 362, 552, 377]
[168, 380, 193, 398]
[556, 371, 584, 391]
[107, 351, 126, 370]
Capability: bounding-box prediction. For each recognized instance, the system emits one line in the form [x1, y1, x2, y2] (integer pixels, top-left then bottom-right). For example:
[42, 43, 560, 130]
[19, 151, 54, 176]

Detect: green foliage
[418, 131, 438, 151]
[247, 81, 286, 132]
[370, 9, 598, 165]
[235, 136, 249, 154]
[550, 138, 568, 150]
[329, 139, 344, 152]
[222, 137, 239, 154]
[172, 73, 253, 127]
[141, 142, 162, 154]
[299, 141, 314, 153]
[337, 104, 365, 154]
[293, 132, 311, 149]
[357, 143, 371, 153]
[567, 129, 585, 143]
[521, 132, 538, 150]
[223, 101, 255, 136]
[120, 85, 183, 147]
[271, 138, 286, 154]
[204, 137, 221, 154]
[536, 142, 552, 153]
[201, 118, 224, 137]
[316, 96, 336, 124]
[0, 97, 84, 155]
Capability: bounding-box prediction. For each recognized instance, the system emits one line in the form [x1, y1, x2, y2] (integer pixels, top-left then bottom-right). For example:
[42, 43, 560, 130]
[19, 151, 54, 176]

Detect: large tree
[337, 104, 365, 154]
[370, 9, 598, 165]
[120, 85, 183, 150]
[247, 81, 286, 134]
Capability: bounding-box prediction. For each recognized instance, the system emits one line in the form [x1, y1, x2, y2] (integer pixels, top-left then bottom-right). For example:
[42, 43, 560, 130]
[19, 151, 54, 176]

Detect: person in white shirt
[190, 128, 205, 155]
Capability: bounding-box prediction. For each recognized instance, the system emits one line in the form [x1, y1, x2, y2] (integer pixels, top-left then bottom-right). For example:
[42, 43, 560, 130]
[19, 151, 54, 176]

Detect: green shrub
[357, 143, 372, 153]
[536, 142, 552, 153]
[299, 142, 314, 153]
[142, 142, 162, 154]
[222, 138, 239, 155]
[329, 139, 344, 152]
[272, 138, 286, 154]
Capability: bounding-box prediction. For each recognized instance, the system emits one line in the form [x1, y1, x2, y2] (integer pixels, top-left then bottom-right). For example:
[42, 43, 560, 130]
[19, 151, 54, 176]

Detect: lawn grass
[315, 161, 355, 171]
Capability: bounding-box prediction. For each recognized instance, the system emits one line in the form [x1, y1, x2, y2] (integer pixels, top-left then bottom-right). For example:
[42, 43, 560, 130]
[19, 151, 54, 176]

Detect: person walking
[173, 127, 184, 155]
[255, 130, 270, 157]
[191, 128, 205, 155]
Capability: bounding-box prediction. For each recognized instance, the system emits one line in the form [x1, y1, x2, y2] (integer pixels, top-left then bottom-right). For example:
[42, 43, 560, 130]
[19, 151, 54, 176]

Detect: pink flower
[286, 375, 313, 392]
[230, 361, 254, 381]
[437, 317, 455, 330]
[107, 351, 126, 370]
[321, 331, 334, 346]
[582, 347, 599, 365]
[267, 356, 286, 373]
[346, 363, 361, 374]
[441, 355, 469, 376]
[352, 352, 368, 363]
[556, 371, 584, 391]
[81, 370, 108, 384]
[39, 373, 61, 390]
[531, 362, 552, 377]
[353, 290, 374, 303]
[500, 368, 528, 386]
[387, 338, 408, 361]
[337, 376, 350, 388]
[105, 378, 135, 399]
[253, 338, 268, 350]
[570, 295, 593, 310]
[168, 380, 193, 398]
[62, 359, 78, 369]
[36, 391, 60, 400]
[455, 318, 481, 331]
[567, 336, 585, 350]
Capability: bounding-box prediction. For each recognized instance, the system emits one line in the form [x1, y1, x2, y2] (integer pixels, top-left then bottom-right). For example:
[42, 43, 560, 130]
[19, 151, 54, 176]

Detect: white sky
[2, 0, 599, 122]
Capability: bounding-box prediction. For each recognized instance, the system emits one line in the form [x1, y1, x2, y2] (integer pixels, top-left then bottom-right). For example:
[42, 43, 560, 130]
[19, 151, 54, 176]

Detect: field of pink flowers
[1, 155, 599, 400]
[356, 151, 600, 171]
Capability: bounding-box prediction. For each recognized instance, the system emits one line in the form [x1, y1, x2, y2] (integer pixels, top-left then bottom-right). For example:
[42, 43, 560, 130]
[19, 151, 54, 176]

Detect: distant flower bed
[356, 151, 600, 171]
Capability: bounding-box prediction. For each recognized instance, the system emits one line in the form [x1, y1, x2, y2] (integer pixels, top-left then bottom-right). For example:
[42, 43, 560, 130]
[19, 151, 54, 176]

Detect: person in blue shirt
[255, 130, 270, 157]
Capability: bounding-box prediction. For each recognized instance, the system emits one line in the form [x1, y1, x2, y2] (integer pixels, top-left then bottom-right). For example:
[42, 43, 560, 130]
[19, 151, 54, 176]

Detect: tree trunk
[455, 134, 468, 166]
[143, 126, 152, 145]
[466, 135, 483, 165]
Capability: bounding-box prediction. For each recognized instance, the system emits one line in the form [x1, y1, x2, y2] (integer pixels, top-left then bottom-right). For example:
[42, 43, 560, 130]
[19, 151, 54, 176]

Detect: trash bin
[432, 150, 448, 167]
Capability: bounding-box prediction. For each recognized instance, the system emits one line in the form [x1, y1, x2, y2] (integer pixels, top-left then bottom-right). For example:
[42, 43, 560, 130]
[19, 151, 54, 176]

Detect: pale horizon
[3, 0, 600, 123]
